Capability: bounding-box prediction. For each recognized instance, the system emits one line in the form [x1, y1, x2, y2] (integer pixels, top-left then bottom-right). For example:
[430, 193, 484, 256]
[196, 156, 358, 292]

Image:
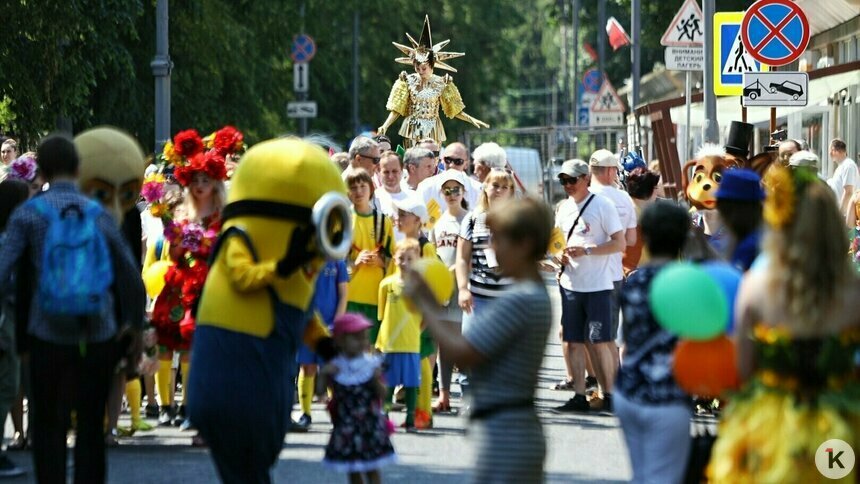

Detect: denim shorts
[559, 287, 613, 344]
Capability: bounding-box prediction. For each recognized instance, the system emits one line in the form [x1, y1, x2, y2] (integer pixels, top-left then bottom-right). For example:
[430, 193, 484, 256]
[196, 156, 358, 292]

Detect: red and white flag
[606, 17, 631, 51]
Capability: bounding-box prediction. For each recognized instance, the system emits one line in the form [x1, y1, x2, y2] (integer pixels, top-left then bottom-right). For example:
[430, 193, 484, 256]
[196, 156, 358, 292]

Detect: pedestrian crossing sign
[714, 12, 769, 96]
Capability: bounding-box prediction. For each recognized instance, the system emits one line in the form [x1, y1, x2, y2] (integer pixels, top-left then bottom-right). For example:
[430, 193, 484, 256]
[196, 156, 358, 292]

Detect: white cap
[788, 150, 819, 168]
[589, 149, 619, 167]
[392, 195, 429, 223]
[436, 169, 468, 192]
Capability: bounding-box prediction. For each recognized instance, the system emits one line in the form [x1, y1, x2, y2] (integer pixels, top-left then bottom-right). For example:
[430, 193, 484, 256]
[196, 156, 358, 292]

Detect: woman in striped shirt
[405, 196, 554, 483]
[455, 169, 515, 332]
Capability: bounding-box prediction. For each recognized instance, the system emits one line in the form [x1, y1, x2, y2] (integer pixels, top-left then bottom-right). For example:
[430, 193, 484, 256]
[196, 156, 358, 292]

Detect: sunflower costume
[708, 323, 860, 483]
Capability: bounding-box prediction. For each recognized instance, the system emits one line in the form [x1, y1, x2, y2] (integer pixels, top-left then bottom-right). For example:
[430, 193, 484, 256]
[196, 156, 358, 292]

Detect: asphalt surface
[1, 278, 634, 483]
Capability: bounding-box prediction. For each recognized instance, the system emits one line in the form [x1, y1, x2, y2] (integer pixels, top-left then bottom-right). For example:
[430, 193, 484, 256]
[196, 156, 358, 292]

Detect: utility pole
[597, 0, 606, 75]
[352, 7, 360, 136]
[152, 0, 171, 153]
[703, 0, 719, 143]
[631, 0, 641, 146]
[299, 2, 308, 137]
[571, 0, 580, 127]
[560, 0, 568, 125]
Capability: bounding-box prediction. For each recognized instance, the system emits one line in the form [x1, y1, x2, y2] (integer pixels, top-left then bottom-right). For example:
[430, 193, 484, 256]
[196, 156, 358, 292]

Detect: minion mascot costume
[187, 138, 351, 483]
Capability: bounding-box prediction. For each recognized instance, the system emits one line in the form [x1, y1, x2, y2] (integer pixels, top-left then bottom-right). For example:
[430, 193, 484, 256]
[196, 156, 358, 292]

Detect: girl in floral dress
[322, 313, 396, 483]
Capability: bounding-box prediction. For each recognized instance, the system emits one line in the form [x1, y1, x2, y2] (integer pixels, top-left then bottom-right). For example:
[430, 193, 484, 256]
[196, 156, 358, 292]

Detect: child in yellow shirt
[392, 197, 437, 429]
[376, 239, 422, 431]
[345, 168, 394, 345]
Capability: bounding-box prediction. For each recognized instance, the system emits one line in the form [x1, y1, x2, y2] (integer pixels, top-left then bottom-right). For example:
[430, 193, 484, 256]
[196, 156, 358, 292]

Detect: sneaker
[145, 403, 159, 418]
[602, 394, 613, 413]
[173, 405, 186, 427]
[0, 455, 25, 478]
[549, 379, 575, 391]
[158, 406, 175, 427]
[179, 419, 194, 432]
[585, 376, 599, 394]
[553, 394, 590, 413]
[289, 418, 310, 433]
[296, 414, 312, 430]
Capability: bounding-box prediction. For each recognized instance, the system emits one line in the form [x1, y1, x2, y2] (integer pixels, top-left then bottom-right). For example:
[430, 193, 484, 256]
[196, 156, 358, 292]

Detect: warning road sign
[742, 71, 808, 107]
[661, 0, 705, 47]
[590, 79, 625, 127]
[741, 0, 810, 67]
[714, 12, 768, 96]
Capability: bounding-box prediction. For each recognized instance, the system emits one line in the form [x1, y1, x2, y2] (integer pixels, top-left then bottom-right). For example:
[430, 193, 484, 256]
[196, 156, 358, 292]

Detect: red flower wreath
[173, 151, 228, 187]
[173, 129, 205, 158]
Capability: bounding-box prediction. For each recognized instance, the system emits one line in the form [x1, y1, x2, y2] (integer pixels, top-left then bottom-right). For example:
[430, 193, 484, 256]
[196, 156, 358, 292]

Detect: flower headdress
[762, 165, 818, 229]
[7, 154, 37, 182]
[392, 15, 464, 72]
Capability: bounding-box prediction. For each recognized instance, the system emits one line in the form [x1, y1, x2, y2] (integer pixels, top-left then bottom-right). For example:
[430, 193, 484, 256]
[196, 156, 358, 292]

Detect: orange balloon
[673, 335, 740, 397]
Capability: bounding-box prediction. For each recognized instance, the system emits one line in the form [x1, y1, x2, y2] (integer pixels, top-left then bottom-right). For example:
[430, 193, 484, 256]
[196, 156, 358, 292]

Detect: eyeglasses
[432, 151, 440, 158]
[360, 154, 382, 164]
[559, 176, 581, 186]
[444, 157, 465, 166]
[442, 187, 462, 196]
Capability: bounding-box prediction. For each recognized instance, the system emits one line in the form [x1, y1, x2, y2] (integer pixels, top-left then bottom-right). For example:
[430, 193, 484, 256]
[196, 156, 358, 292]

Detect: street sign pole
[703, 0, 719, 144]
[685, 71, 692, 160]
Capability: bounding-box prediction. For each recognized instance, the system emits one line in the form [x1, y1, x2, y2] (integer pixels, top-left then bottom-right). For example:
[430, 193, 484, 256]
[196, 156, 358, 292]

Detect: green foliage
[0, 0, 752, 152]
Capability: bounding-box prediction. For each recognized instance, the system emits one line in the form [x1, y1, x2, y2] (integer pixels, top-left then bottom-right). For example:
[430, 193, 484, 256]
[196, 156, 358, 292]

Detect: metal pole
[571, 0, 580, 127]
[152, 0, 171, 153]
[352, 7, 360, 136]
[299, 2, 308, 137]
[702, 0, 719, 143]
[560, 0, 568, 125]
[597, 0, 606, 75]
[631, 0, 641, 146]
[684, 71, 692, 160]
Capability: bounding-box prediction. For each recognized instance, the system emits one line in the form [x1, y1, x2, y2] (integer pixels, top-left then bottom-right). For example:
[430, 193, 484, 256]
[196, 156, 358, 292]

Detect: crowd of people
[0, 124, 857, 484]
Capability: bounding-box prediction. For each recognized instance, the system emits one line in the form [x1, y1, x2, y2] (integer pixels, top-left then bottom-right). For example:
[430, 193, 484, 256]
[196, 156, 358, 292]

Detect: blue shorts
[559, 287, 613, 344]
[296, 343, 322, 365]
[382, 353, 420, 388]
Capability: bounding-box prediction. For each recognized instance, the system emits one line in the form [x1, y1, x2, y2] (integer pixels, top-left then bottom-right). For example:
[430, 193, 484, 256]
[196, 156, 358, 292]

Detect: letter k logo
[827, 448, 845, 469]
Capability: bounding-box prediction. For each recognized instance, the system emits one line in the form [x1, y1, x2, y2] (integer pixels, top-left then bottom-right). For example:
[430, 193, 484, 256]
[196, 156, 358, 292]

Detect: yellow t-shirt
[376, 274, 421, 353]
[388, 237, 438, 273]
[348, 209, 395, 305]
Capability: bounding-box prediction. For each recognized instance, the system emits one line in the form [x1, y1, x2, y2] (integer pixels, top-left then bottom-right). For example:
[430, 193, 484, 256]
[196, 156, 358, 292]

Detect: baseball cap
[392, 195, 429, 223]
[558, 159, 589, 178]
[333, 313, 373, 337]
[788, 150, 819, 168]
[589, 149, 619, 167]
[715, 169, 764, 201]
[436, 169, 468, 191]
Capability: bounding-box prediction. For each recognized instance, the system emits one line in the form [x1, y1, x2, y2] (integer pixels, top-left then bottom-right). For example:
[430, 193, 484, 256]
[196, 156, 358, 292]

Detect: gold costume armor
[379, 16, 487, 146]
[386, 72, 466, 144]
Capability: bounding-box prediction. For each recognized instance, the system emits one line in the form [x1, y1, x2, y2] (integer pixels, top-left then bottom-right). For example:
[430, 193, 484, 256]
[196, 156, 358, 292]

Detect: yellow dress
[385, 72, 465, 145]
[708, 324, 860, 483]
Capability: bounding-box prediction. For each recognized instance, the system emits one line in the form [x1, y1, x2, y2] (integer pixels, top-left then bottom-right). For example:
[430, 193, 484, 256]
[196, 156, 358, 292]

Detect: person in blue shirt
[715, 170, 764, 272]
[293, 259, 349, 431]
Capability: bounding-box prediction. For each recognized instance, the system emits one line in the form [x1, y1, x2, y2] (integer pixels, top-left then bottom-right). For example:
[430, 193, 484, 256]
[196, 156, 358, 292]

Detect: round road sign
[583, 69, 603, 94]
[741, 0, 809, 67]
[291, 34, 317, 63]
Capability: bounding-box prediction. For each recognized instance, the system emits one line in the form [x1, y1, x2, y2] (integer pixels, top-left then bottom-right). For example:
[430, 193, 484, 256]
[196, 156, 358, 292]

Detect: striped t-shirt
[464, 280, 552, 412]
[460, 211, 513, 298]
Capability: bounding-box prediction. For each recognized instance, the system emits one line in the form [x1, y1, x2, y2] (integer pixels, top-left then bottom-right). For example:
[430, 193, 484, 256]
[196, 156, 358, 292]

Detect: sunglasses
[432, 151, 440, 158]
[559, 176, 581, 186]
[443, 157, 465, 166]
[361, 154, 382, 164]
[442, 186, 462, 196]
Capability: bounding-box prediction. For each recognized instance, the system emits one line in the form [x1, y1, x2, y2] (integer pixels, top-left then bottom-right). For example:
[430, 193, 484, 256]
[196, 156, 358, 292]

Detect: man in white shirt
[375, 151, 416, 241]
[827, 138, 857, 216]
[552, 159, 625, 414]
[403, 147, 436, 192]
[588, 149, 637, 345]
[343, 136, 380, 180]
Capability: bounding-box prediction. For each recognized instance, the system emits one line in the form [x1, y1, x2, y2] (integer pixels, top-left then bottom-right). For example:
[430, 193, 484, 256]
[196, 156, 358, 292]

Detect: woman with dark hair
[622, 167, 661, 276]
[614, 201, 692, 484]
[0, 179, 30, 477]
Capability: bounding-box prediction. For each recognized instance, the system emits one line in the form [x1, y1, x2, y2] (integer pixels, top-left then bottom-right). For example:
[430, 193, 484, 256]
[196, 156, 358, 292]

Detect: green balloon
[648, 263, 729, 340]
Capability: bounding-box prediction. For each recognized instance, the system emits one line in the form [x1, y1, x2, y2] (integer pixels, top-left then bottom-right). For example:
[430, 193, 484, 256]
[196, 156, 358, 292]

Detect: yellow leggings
[155, 357, 190, 407]
[417, 357, 433, 419]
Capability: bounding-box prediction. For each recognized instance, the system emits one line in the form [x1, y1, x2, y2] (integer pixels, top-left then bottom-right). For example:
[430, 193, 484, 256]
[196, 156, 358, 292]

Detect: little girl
[322, 314, 396, 483]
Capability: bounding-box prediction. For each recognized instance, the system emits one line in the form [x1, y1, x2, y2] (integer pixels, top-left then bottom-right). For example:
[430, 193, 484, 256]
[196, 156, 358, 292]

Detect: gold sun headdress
[393, 15, 464, 72]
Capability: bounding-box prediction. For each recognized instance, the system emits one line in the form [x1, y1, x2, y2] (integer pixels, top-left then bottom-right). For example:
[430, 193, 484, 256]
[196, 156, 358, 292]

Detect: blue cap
[715, 169, 764, 201]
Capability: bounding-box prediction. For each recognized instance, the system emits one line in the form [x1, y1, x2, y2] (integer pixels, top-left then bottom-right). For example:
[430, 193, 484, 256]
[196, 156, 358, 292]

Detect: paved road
[2, 278, 633, 483]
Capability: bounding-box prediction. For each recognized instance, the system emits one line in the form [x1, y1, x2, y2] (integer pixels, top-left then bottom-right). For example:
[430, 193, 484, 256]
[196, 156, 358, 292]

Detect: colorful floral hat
[6, 154, 38, 182]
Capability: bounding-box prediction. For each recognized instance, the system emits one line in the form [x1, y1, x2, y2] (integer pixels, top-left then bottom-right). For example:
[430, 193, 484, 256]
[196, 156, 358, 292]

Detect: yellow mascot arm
[224, 237, 279, 292]
[303, 311, 338, 361]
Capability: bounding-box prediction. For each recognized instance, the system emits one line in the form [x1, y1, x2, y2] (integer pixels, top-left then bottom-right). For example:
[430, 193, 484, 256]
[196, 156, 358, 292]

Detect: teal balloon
[649, 263, 729, 340]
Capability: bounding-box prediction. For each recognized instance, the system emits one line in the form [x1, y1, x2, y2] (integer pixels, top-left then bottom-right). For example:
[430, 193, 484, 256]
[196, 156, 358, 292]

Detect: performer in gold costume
[378, 16, 489, 147]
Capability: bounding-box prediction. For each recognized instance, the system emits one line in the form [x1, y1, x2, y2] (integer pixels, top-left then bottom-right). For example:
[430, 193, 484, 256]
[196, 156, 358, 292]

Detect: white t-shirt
[417, 171, 481, 215]
[431, 210, 466, 268]
[556, 194, 623, 293]
[375, 188, 416, 242]
[828, 158, 859, 199]
[589, 184, 637, 281]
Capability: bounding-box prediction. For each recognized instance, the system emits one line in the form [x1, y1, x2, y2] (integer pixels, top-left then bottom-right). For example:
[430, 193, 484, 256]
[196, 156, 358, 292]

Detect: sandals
[550, 379, 576, 391]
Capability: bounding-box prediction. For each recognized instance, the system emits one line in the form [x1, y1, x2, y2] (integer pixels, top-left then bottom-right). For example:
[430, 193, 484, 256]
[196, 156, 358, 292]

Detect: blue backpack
[31, 198, 114, 317]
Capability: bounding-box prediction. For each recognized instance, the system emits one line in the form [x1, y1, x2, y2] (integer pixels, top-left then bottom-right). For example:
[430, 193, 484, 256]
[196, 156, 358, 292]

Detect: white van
[502, 147, 545, 201]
